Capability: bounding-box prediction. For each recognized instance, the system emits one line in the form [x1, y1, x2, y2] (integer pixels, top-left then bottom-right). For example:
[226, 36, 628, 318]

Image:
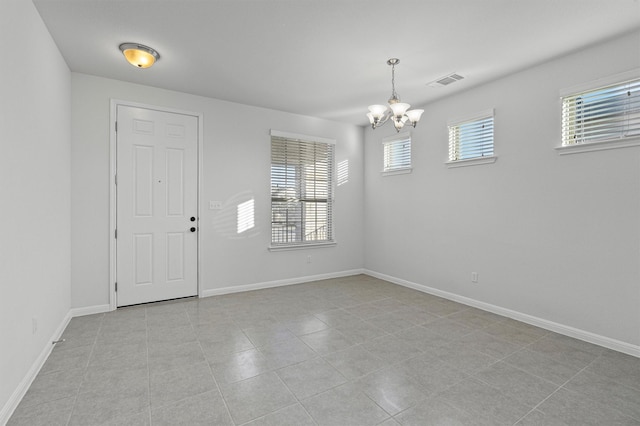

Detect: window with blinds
[448, 112, 494, 161]
[383, 132, 412, 173]
[562, 78, 640, 146]
[271, 133, 335, 247]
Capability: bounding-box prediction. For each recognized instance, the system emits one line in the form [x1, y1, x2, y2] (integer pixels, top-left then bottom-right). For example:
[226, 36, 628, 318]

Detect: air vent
[428, 73, 465, 87]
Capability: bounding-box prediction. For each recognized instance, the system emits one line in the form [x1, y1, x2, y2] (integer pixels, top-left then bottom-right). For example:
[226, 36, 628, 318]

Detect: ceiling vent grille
[428, 73, 465, 87]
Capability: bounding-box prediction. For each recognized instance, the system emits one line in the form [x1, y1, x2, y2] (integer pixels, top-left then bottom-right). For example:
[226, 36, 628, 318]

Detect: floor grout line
[64, 315, 103, 426]
[145, 306, 153, 425]
[190, 303, 238, 426]
[9, 276, 640, 425]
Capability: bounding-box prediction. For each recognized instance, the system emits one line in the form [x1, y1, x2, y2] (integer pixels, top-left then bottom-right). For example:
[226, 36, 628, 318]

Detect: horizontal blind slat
[562, 77, 640, 145]
[449, 115, 494, 161]
[383, 137, 412, 171]
[271, 135, 334, 245]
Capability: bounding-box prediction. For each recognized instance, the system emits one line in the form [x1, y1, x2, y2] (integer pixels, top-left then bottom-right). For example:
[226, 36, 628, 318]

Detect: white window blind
[383, 132, 411, 172]
[562, 78, 640, 146]
[271, 135, 334, 247]
[448, 113, 494, 161]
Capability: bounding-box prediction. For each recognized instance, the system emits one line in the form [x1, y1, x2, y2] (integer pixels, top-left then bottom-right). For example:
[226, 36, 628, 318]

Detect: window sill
[555, 136, 640, 155]
[269, 241, 337, 251]
[445, 156, 497, 168]
[381, 167, 412, 176]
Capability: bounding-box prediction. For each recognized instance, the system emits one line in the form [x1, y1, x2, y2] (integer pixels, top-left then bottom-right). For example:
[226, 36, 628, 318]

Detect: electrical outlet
[209, 201, 222, 210]
[471, 272, 478, 283]
[32, 317, 38, 334]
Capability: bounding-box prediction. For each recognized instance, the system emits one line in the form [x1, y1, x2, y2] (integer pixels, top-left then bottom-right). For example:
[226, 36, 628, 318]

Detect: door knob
[190, 227, 196, 232]
[190, 217, 196, 222]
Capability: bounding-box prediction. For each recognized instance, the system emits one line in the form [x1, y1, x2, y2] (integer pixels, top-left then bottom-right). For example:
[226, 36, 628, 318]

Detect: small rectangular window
[270, 131, 335, 248]
[448, 112, 494, 162]
[382, 132, 411, 174]
[562, 78, 640, 146]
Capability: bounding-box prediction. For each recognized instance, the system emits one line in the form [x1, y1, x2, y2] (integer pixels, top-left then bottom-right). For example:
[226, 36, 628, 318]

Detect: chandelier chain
[390, 63, 397, 100]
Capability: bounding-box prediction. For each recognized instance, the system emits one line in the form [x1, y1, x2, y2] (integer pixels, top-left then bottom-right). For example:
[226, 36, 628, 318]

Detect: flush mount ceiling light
[119, 43, 160, 68]
[367, 58, 424, 132]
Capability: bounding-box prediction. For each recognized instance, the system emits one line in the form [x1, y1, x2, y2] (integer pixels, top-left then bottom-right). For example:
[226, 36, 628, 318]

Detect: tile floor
[8, 275, 640, 425]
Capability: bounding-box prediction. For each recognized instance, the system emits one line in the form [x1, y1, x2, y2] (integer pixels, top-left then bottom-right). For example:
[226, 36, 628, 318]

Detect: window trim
[270, 129, 336, 146]
[446, 155, 497, 168]
[381, 131, 413, 176]
[269, 129, 336, 251]
[268, 241, 337, 252]
[557, 68, 640, 155]
[555, 136, 640, 155]
[446, 108, 496, 168]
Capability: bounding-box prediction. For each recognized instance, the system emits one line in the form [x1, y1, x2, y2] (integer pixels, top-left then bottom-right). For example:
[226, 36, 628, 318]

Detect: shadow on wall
[338, 159, 349, 187]
[213, 158, 348, 241]
[212, 191, 260, 239]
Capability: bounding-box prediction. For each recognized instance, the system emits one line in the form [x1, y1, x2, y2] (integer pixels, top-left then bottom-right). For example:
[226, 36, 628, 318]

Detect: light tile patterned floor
[8, 275, 640, 425]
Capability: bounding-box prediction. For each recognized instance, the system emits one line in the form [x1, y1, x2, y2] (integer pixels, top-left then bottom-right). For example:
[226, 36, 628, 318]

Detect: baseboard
[70, 304, 111, 317]
[365, 269, 640, 358]
[201, 268, 365, 298]
[0, 310, 72, 425]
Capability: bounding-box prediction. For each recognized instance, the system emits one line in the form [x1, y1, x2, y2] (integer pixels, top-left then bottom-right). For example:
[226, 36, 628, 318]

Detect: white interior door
[116, 105, 198, 306]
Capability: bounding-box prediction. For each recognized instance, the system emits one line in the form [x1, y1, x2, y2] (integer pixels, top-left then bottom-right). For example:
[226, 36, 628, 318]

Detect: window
[448, 110, 495, 165]
[562, 77, 640, 147]
[270, 131, 335, 248]
[382, 132, 412, 175]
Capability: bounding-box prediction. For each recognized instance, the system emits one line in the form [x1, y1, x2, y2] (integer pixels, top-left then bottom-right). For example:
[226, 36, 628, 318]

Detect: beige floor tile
[10, 275, 640, 426]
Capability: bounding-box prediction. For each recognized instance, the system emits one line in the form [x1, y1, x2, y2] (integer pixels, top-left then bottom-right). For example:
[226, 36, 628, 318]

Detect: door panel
[134, 145, 154, 217]
[166, 148, 185, 216]
[116, 105, 198, 306]
[134, 234, 153, 285]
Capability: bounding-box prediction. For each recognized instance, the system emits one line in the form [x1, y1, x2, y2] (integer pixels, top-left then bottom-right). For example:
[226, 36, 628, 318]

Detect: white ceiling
[33, 0, 640, 126]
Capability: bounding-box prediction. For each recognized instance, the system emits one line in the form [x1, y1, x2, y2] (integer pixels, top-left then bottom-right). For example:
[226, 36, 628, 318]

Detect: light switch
[209, 201, 223, 210]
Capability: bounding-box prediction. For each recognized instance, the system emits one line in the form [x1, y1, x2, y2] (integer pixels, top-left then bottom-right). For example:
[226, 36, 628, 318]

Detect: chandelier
[367, 58, 424, 132]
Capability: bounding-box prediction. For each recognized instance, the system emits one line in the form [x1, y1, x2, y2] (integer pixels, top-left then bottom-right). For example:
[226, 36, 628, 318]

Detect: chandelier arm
[371, 112, 391, 129]
[378, 111, 392, 127]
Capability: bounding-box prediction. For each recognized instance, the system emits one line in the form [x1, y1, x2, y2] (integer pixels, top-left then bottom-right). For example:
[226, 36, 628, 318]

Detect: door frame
[109, 99, 204, 311]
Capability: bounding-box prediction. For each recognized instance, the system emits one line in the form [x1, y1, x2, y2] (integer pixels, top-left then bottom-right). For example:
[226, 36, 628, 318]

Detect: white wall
[71, 74, 364, 308]
[364, 30, 640, 348]
[0, 0, 71, 417]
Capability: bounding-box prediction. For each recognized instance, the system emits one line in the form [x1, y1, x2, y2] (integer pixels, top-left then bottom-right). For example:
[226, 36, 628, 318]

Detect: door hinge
[115, 229, 117, 239]
[115, 282, 117, 292]
[114, 174, 117, 185]
[115, 121, 118, 132]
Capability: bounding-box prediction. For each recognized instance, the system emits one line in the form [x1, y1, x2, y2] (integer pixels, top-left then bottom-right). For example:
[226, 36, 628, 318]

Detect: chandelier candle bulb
[406, 109, 424, 125]
[367, 105, 387, 125]
[367, 113, 375, 125]
[368, 105, 388, 115]
[390, 102, 410, 117]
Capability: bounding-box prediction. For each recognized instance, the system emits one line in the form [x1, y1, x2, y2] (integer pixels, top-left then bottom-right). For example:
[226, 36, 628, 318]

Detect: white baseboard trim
[202, 269, 365, 298]
[365, 269, 640, 358]
[0, 310, 72, 425]
[70, 304, 111, 317]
